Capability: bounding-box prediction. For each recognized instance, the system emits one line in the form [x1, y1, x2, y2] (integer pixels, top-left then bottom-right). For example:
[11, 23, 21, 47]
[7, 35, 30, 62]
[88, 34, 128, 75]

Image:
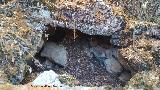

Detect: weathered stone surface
[90, 46, 123, 73]
[37, 39, 44, 52]
[125, 69, 160, 90]
[109, 0, 160, 24]
[41, 42, 67, 67]
[0, 0, 44, 84]
[50, 0, 126, 36]
[133, 25, 160, 39]
[32, 70, 63, 86]
[110, 31, 133, 47]
[119, 25, 160, 72]
[0, 0, 160, 88]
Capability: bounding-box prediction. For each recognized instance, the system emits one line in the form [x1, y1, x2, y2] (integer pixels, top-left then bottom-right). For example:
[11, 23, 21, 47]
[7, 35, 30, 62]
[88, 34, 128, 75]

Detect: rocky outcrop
[125, 69, 160, 89]
[118, 25, 160, 72]
[44, 0, 126, 36]
[0, 0, 44, 84]
[0, 0, 160, 89]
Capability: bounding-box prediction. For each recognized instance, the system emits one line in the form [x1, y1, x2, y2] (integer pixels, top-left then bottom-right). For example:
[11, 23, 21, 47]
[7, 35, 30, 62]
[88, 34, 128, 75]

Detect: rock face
[0, 1, 43, 84]
[90, 46, 123, 73]
[110, 31, 133, 47]
[133, 25, 160, 39]
[119, 25, 160, 72]
[0, 0, 160, 88]
[109, 0, 160, 24]
[41, 42, 67, 67]
[48, 0, 126, 36]
[125, 69, 160, 89]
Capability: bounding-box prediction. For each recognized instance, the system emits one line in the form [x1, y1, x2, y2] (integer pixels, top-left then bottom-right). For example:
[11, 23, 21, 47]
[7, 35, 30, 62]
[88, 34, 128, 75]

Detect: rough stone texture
[109, 0, 160, 24]
[0, 84, 123, 90]
[110, 31, 133, 47]
[104, 48, 123, 73]
[49, 0, 126, 36]
[125, 69, 160, 90]
[119, 25, 160, 72]
[0, 0, 159, 89]
[32, 70, 63, 86]
[41, 42, 68, 67]
[0, 0, 46, 84]
[90, 46, 123, 73]
[133, 25, 160, 39]
[0, 71, 8, 84]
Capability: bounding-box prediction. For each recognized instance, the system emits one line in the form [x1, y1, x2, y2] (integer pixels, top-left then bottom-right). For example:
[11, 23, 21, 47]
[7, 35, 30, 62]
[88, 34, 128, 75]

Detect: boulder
[41, 42, 67, 67]
[90, 46, 123, 73]
[32, 70, 62, 86]
[104, 48, 123, 73]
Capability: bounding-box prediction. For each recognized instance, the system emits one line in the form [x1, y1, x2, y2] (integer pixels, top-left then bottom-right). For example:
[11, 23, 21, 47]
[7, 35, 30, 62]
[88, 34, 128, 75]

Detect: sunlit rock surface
[32, 70, 63, 86]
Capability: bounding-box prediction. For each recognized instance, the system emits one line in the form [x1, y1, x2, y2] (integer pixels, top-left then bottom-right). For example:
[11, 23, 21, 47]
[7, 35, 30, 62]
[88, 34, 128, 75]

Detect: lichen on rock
[125, 69, 160, 89]
[119, 24, 160, 72]
[0, 0, 44, 84]
[44, 0, 126, 36]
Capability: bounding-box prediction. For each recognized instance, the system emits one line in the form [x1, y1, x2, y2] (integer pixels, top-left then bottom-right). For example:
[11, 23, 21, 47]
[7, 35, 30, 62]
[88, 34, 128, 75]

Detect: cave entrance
[28, 26, 132, 87]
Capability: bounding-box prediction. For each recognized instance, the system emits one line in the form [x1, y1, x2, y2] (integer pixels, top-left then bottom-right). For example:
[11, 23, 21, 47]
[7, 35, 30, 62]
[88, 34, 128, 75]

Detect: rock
[90, 46, 106, 58]
[41, 42, 67, 67]
[9, 62, 30, 84]
[118, 71, 131, 82]
[21, 73, 37, 84]
[119, 45, 152, 71]
[109, 0, 160, 24]
[152, 41, 160, 66]
[0, 1, 44, 84]
[37, 39, 44, 52]
[45, 0, 126, 36]
[32, 70, 63, 86]
[104, 48, 123, 73]
[90, 46, 107, 68]
[0, 71, 8, 84]
[90, 46, 123, 73]
[133, 25, 160, 39]
[59, 74, 78, 86]
[42, 59, 54, 70]
[117, 24, 160, 72]
[110, 31, 133, 47]
[125, 69, 160, 90]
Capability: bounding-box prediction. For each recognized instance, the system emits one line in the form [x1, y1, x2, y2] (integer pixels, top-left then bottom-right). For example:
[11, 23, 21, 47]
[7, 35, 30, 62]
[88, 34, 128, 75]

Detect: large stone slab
[51, 0, 126, 36]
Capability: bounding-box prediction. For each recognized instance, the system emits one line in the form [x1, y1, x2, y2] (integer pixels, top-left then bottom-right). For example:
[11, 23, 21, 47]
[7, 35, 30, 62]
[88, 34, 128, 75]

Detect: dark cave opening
[26, 26, 132, 87]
